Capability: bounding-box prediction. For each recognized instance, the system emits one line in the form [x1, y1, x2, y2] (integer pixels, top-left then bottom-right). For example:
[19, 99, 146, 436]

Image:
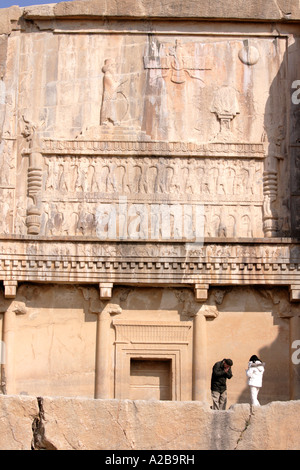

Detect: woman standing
[246, 355, 265, 407]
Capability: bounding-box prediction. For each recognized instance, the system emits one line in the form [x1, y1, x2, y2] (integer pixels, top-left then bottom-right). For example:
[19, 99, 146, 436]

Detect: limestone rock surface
[0, 395, 38, 450]
[0, 395, 299, 450]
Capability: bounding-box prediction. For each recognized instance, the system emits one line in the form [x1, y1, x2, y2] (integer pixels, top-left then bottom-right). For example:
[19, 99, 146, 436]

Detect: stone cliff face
[0, 0, 299, 417]
[22, 0, 300, 22]
[1, 395, 299, 450]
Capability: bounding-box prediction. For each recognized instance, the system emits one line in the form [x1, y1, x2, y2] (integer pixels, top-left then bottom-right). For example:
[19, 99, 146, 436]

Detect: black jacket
[211, 360, 233, 393]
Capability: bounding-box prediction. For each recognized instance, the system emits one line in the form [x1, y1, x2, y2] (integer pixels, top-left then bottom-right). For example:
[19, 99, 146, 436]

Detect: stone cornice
[0, 239, 299, 298]
[41, 139, 265, 159]
[18, 0, 300, 23]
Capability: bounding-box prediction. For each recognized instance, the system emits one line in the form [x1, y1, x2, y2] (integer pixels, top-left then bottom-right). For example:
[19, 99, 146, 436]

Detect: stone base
[1, 395, 299, 450]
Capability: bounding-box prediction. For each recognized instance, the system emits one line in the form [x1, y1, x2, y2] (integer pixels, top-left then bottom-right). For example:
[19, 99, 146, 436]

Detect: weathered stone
[0, 0, 299, 422]
[0, 6, 21, 34]
[0, 395, 299, 450]
[33, 397, 300, 450]
[0, 395, 38, 450]
[21, 0, 300, 21]
[235, 400, 300, 450]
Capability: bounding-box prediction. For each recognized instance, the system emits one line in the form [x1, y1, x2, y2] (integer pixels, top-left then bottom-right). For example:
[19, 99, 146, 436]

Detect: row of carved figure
[44, 156, 263, 198]
[0, 239, 291, 259]
[40, 201, 262, 239]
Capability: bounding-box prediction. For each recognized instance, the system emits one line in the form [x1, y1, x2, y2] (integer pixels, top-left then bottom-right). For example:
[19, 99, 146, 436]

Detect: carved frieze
[42, 155, 263, 199]
[42, 139, 265, 157]
[35, 153, 265, 239]
[0, 239, 299, 293]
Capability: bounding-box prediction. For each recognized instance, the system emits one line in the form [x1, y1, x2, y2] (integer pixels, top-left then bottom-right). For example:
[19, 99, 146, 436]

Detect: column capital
[99, 282, 113, 300]
[197, 304, 219, 319]
[3, 281, 18, 299]
[194, 283, 209, 302]
[289, 285, 300, 302]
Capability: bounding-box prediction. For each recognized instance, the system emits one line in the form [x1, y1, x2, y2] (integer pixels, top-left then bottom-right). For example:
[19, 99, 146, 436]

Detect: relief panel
[34, 155, 264, 239]
[0, 29, 289, 239]
[15, 33, 286, 143]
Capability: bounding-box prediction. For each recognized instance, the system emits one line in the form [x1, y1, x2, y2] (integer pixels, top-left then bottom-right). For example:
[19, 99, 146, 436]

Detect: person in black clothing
[210, 358, 233, 410]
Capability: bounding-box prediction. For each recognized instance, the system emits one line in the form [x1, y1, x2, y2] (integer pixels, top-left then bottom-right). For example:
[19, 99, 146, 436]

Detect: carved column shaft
[1, 308, 16, 394]
[192, 313, 207, 401]
[94, 310, 111, 399]
[262, 169, 278, 237]
[26, 154, 43, 235]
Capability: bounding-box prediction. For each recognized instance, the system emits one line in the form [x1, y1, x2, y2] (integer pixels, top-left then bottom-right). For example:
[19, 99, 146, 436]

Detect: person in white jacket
[246, 355, 265, 407]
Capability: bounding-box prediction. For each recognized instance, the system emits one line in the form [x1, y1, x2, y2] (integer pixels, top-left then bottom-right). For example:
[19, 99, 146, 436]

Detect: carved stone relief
[43, 155, 263, 199]
[210, 86, 240, 142]
[0, 32, 289, 241]
[0, 189, 13, 234]
[39, 200, 263, 239]
[35, 154, 265, 239]
[21, 117, 44, 235]
[14, 32, 286, 143]
[0, 139, 15, 187]
[100, 59, 129, 127]
[291, 147, 300, 235]
[143, 38, 212, 85]
[238, 40, 260, 66]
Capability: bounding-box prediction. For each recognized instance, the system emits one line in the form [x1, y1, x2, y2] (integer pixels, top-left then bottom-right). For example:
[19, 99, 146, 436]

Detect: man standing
[211, 358, 233, 410]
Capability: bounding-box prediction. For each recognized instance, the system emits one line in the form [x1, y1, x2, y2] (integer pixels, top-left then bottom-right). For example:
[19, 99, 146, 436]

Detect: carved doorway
[129, 358, 172, 400]
[113, 320, 192, 400]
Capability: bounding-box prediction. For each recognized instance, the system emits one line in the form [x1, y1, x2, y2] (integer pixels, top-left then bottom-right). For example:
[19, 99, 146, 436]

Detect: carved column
[26, 153, 43, 235]
[94, 292, 121, 399]
[94, 309, 112, 399]
[1, 300, 27, 395]
[1, 285, 18, 393]
[289, 315, 300, 400]
[263, 169, 278, 237]
[22, 119, 44, 235]
[192, 287, 221, 402]
[193, 284, 208, 401]
[1, 307, 16, 394]
[192, 313, 207, 401]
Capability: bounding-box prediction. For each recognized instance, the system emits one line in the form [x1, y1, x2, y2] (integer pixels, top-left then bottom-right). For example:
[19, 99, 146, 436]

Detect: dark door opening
[129, 358, 172, 400]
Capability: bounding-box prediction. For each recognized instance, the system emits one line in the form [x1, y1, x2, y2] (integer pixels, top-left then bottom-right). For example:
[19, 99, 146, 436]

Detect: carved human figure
[45, 203, 64, 236]
[0, 190, 12, 234]
[0, 140, 14, 186]
[241, 214, 252, 237]
[58, 159, 68, 192]
[45, 157, 57, 191]
[169, 39, 186, 84]
[140, 158, 150, 194]
[74, 157, 88, 192]
[91, 158, 101, 192]
[76, 203, 95, 236]
[224, 167, 236, 195]
[100, 59, 128, 126]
